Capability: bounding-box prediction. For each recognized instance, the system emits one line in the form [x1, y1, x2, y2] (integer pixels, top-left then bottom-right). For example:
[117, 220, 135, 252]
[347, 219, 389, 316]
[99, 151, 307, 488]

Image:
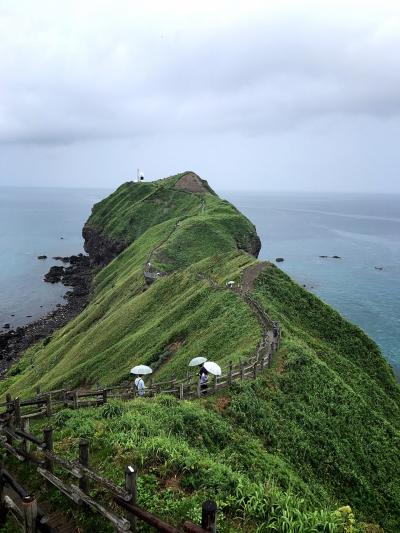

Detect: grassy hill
[1, 172, 399, 532]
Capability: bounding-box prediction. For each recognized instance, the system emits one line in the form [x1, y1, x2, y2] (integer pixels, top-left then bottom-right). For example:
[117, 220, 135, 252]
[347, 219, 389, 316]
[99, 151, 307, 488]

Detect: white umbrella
[188, 356, 208, 367]
[203, 361, 222, 376]
[130, 365, 153, 375]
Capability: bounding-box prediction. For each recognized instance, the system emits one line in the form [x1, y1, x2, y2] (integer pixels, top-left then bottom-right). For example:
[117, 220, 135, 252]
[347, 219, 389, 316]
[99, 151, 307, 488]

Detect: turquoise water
[1, 187, 399, 379]
[222, 191, 400, 379]
[0, 187, 106, 328]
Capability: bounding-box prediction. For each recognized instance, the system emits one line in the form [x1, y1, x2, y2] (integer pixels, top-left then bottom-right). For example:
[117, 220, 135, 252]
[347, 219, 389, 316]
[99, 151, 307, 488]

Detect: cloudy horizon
[1, 0, 400, 192]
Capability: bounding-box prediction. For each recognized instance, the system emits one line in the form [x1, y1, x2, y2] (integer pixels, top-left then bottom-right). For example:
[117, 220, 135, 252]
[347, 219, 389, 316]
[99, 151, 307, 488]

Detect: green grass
[4, 396, 364, 532]
[1, 176, 399, 532]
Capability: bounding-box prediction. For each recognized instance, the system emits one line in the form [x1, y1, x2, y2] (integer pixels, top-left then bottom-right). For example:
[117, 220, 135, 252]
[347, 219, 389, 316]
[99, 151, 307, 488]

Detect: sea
[0, 187, 399, 379]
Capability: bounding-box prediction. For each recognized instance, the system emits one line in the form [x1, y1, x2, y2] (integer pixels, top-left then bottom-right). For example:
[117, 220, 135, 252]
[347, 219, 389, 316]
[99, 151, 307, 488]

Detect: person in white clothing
[134, 375, 145, 396]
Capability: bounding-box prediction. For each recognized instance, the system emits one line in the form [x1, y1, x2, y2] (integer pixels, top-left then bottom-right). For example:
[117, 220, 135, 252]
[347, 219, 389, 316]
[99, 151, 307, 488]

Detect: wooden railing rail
[0, 417, 215, 533]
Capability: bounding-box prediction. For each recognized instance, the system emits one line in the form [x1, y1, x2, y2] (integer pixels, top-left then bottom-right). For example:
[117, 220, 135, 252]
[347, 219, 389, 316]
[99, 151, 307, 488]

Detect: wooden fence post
[228, 362, 233, 385]
[22, 495, 37, 533]
[79, 439, 89, 493]
[202, 500, 217, 533]
[213, 376, 218, 392]
[21, 419, 31, 454]
[14, 398, 21, 429]
[260, 355, 265, 372]
[5, 393, 12, 413]
[102, 389, 108, 405]
[73, 391, 78, 410]
[125, 465, 137, 532]
[179, 383, 184, 400]
[43, 427, 53, 473]
[35, 386, 41, 397]
[0, 472, 7, 526]
[253, 362, 257, 379]
[5, 396, 13, 447]
[45, 394, 52, 418]
[268, 350, 272, 368]
[240, 362, 244, 381]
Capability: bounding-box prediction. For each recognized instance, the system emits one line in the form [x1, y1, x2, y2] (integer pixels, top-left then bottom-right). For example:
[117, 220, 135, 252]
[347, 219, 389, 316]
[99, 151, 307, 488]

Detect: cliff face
[82, 226, 127, 266]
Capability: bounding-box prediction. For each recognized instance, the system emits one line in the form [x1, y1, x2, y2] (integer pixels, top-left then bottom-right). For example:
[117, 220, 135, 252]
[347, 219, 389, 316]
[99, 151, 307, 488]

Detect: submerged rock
[37, 255, 47, 260]
[275, 257, 284, 262]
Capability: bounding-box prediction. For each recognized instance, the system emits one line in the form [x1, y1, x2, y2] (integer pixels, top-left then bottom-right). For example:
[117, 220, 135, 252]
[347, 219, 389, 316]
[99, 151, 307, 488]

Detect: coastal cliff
[82, 172, 261, 266]
[0, 172, 399, 532]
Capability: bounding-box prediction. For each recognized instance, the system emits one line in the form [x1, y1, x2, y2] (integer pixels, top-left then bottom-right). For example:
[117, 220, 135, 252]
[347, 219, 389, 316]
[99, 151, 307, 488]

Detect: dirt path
[240, 261, 269, 292]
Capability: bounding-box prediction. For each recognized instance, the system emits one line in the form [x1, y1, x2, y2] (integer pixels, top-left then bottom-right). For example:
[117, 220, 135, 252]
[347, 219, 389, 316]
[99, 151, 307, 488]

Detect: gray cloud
[2, 1, 400, 146]
[1, 1, 400, 192]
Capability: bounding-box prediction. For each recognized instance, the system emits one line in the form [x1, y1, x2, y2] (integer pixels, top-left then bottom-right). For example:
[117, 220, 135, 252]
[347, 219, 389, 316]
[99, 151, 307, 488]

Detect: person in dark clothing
[200, 369, 209, 392]
[199, 363, 207, 378]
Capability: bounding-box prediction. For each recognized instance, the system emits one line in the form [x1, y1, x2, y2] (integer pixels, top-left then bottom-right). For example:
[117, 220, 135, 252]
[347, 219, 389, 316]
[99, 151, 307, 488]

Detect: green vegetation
[1, 173, 399, 532]
[5, 397, 364, 532]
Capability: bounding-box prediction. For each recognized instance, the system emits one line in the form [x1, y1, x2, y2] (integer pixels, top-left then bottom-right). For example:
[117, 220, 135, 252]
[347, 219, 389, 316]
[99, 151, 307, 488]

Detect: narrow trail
[143, 189, 206, 283]
[198, 262, 277, 370]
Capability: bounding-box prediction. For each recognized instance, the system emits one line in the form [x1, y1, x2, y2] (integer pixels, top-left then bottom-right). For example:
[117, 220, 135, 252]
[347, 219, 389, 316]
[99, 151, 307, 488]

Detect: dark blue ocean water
[222, 191, 400, 379]
[1, 187, 399, 379]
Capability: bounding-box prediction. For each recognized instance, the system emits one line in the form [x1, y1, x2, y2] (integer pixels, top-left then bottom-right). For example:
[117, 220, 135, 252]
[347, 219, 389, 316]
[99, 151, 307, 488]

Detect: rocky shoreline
[0, 254, 93, 378]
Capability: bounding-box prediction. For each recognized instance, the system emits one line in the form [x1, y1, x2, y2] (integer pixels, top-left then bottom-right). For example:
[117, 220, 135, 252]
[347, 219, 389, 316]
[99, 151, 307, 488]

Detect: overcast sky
[1, 0, 400, 192]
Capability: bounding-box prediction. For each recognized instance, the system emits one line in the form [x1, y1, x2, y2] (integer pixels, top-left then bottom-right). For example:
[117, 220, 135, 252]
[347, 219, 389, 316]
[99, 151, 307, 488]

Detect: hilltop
[1, 172, 399, 532]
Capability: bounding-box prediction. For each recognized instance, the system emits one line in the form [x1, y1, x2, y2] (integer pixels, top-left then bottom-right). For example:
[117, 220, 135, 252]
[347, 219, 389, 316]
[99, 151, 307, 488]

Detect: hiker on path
[200, 368, 209, 393]
[199, 363, 207, 378]
[134, 375, 145, 396]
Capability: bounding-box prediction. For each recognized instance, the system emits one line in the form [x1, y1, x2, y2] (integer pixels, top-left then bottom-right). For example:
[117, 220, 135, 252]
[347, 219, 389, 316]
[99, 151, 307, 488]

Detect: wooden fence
[0, 290, 280, 531]
[0, 415, 215, 533]
[0, 334, 279, 422]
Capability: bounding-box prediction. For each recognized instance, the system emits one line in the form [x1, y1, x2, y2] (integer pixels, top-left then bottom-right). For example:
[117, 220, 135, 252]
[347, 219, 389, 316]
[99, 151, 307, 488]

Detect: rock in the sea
[375, 266, 383, 271]
[275, 257, 284, 263]
[319, 255, 328, 258]
[37, 255, 47, 260]
[332, 255, 341, 259]
[44, 265, 65, 283]
[3, 324, 10, 329]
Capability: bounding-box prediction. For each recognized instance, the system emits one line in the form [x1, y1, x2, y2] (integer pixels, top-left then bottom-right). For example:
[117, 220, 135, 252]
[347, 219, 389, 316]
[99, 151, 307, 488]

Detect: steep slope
[1, 172, 399, 531]
[82, 171, 260, 264]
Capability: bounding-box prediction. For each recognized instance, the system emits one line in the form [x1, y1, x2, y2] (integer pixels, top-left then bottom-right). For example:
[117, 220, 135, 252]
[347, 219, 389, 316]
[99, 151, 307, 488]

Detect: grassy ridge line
[1, 174, 399, 531]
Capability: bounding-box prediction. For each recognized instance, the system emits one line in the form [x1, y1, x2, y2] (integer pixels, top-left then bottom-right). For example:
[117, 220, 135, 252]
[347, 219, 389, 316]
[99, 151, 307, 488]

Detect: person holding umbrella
[188, 356, 209, 392]
[134, 375, 145, 396]
[130, 364, 153, 397]
[202, 361, 222, 394]
[200, 367, 209, 392]
[188, 356, 207, 377]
